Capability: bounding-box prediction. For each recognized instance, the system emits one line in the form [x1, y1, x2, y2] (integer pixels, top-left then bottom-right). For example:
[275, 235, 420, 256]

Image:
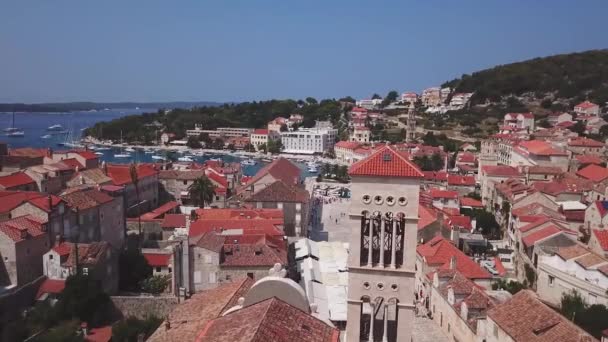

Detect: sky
[1, 1, 608, 103]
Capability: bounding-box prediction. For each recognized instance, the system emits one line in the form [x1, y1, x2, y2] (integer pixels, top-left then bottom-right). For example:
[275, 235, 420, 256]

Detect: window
[448, 323, 451, 333]
[204, 255, 212, 264]
[183, 180, 188, 185]
[493, 324, 498, 337]
[209, 272, 216, 283]
[225, 274, 232, 281]
[49, 255, 53, 260]
[156, 267, 161, 272]
[548, 275, 555, 286]
[247, 272, 254, 278]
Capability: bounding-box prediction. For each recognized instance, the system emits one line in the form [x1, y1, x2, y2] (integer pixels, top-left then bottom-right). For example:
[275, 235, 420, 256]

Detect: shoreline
[82, 136, 349, 166]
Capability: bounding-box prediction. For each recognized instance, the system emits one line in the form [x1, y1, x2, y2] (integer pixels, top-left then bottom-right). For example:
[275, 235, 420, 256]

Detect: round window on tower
[398, 197, 408, 206]
[386, 196, 395, 206]
[376, 282, 385, 291]
[374, 195, 383, 205]
[391, 284, 398, 291]
[362, 194, 372, 204]
[363, 282, 371, 290]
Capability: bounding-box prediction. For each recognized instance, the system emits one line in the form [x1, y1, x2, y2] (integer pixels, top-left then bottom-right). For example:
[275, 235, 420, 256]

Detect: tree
[338, 96, 356, 103]
[280, 124, 288, 132]
[119, 245, 152, 292]
[55, 275, 112, 326]
[244, 143, 256, 152]
[466, 192, 481, 201]
[381, 90, 399, 107]
[112, 316, 162, 342]
[226, 143, 236, 151]
[186, 136, 202, 149]
[258, 143, 267, 154]
[371, 93, 382, 100]
[430, 153, 444, 171]
[188, 176, 216, 208]
[198, 133, 212, 146]
[129, 163, 142, 245]
[537, 119, 551, 128]
[540, 98, 553, 109]
[305, 97, 318, 105]
[569, 120, 586, 135]
[472, 210, 500, 237]
[211, 138, 225, 150]
[491, 279, 526, 294]
[267, 140, 283, 154]
[139, 275, 171, 295]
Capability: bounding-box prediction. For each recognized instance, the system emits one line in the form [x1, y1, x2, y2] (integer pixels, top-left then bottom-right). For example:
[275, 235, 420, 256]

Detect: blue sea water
[0, 110, 312, 177]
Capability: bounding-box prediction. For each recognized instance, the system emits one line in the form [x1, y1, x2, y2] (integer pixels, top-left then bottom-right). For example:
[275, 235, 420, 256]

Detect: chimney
[55, 234, 63, 247]
[450, 256, 457, 270]
[47, 195, 53, 212]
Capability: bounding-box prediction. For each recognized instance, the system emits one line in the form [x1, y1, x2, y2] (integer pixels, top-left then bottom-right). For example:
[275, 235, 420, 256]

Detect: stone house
[142, 249, 173, 276]
[243, 180, 310, 237]
[10, 194, 68, 247]
[584, 201, 608, 230]
[236, 158, 301, 197]
[567, 137, 605, 156]
[159, 169, 228, 208]
[42, 241, 118, 294]
[479, 165, 523, 209]
[0, 215, 50, 289]
[66, 168, 112, 188]
[574, 100, 600, 117]
[189, 232, 223, 292]
[51, 150, 99, 170]
[60, 187, 125, 249]
[24, 164, 73, 194]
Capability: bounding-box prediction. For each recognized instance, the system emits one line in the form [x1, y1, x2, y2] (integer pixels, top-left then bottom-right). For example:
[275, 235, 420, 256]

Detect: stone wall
[110, 295, 178, 320]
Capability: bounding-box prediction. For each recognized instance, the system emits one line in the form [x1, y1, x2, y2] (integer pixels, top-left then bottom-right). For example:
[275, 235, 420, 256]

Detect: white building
[422, 87, 442, 107]
[281, 122, 337, 155]
[350, 127, 370, 143]
[574, 101, 600, 117]
[537, 244, 608, 307]
[503, 112, 535, 132]
[400, 92, 418, 104]
[186, 124, 253, 138]
[449, 92, 473, 108]
[355, 98, 382, 109]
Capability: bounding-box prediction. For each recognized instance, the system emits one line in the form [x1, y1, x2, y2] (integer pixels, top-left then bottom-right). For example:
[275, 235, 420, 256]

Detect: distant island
[0, 101, 223, 113]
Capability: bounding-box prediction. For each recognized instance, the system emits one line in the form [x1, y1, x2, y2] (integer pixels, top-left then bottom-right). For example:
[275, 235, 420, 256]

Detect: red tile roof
[575, 154, 603, 165]
[0, 191, 44, 213]
[106, 163, 159, 186]
[139, 201, 179, 221]
[456, 152, 476, 164]
[143, 253, 171, 267]
[61, 158, 85, 170]
[0, 215, 46, 242]
[576, 164, 608, 182]
[592, 229, 608, 251]
[246, 158, 301, 187]
[447, 175, 475, 186]
[334, 141, 361, 150]
[446, 215, 472, 231]
[575, 100, 598, 110]
[161, 214, 187, 228]
[245, 180, 309, 203]
[568, 137, 604, 148]
[189, 219, 284, 238]
[85, 326, 112, 342]
[36, 278, 66, 300]
[516, 140, 567, 156]
[481, 165, 521, 177]
[429, 188, 459, 199]
[222, 234, 287, 267]
[460, 197, 483, 208]
[493, 256, 506, 277]
[196, 297, 339, 342]
[416, 237, 491, 279]
[206, 171, 229, 189]
[72, 150, 99, 160]
[8, 147, 50, 158]
[28, 195, 63, 213]
[53, 242, 72, 256]
[253, 129, 268, 135]
[487, 290, 596, 342]
[61, 189, 113, 210]
[0, 172, 36, 189]
[423, 171, 448, 182]
[522, 225, 561, 247]
[418, 205, 438, 231]
[349, 145, 423, 178]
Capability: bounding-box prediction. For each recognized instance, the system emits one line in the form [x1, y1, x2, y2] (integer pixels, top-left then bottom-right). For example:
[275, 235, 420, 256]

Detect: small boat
[261, 158, 273, 162]
[47, 124, 64, 131]
[209, 158, 222, 162]
[178, 156, 194, 162]
[41, 134, 52, 139]
[151, 155, 166, 161]
[114, 153, 131, 158]
[95, 146, 111, 151]
[4, 112, 21, 133]
[7, 130, 25, 137]
[307, 165, 319, 173]
[144, 150, 154, 154]
[94, 152, 104, 156]
[125, 147, 136, 152]
[240, 158, 256, 166]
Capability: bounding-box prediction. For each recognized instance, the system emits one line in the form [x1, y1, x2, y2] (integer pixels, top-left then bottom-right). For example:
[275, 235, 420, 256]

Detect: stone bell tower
[345, 145, 423, 342]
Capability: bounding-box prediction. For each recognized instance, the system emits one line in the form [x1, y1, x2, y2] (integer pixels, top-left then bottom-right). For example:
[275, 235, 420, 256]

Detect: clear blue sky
[2, 1, 607, 103]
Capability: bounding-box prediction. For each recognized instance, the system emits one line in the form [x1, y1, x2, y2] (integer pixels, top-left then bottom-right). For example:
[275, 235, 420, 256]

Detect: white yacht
[125, 147, 136, 152]
[41, 134, 52, 139]
[151, 155, 166, 161]
[307, 165, 319, 173]
[178, 156, 194, 162]
[240, 158, 256, 166]
[114, 131, 132, 158]
[47, 124, 64, 131]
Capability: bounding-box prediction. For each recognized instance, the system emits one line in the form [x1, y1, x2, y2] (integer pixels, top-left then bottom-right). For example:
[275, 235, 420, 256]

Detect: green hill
[442, 49, 608, 106]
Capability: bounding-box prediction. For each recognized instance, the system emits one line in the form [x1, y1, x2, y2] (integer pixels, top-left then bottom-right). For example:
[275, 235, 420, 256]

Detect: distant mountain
[442, 49, 608, 106]
[0, 101, 223, 113]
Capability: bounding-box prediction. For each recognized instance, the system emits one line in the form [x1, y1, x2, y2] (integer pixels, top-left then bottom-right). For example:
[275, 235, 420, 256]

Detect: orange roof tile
[349, 145, 423, 178]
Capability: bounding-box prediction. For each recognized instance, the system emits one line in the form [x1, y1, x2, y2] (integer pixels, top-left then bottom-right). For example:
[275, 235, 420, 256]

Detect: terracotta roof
[460, 197, 483, 208]
[574, 253, 606, 269]
[416, 237, 491, 279]
[0, 172, 36, 189]
[522, 225, 561, 247]
[456, 152, 476, 164]
[481, 165, 521, 177]
[446, 215, 472, 230]
[0, 215, 46, 242]
[189, 219, 284, 238]
[575, 100, 598, 110]
[28, 195, 63, 213]
[253, 129, 268, 135]
[192, 231, 225, 253]
[36, 278, 66, 300]
[206, 171, 229, 189]
[222, 234, 287, 267]
[143, 253, 171, 267]
[334, 141, 361, 150]
[245, 158, 301, 187]
[61, 158, 85, 170]
[556, 245, 590, 260]
[568, 137, 604, 148]
[576, 164, 608, 182]
[0, 191, 46, 213]
[62, 242, 110, 267]
[517, 140, 567, 156]
[487, 290, 596, 342]
[429, 188, 459, 199]
[447, 175, 476, 186]
[139, 201, 179, 221]
[575, 154, 603, 165]
[148, 278, 254, 342]
[53, 242, 72, 256]
[106, 163, 158, 186]
[556, 121, 575, 128]
[71, 168, 112, 184]
[61, 189, 113, 210]
[418, 205, 438, 230]
[72, 150, 99, 160]
[349, 145, 423, 178]
[161, 214, 187, 228]
[527, 166, 562, 175]
[423, 171, 448, 182]
[592, 229, 608, 251]
[8, 147, 49, 158]
[245, 180, 309, 203]
[85, 326, 112, 342]
[196, 298, 339, 342]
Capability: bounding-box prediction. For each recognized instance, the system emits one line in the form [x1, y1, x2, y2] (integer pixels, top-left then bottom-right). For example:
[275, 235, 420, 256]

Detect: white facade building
[281, 122, 337, 154]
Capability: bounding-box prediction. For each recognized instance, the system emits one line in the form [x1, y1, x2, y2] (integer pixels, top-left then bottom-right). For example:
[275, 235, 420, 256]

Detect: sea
[0, 110, 313, 177]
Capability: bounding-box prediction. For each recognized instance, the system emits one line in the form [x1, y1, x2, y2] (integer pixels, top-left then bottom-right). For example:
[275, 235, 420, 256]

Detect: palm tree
[188, 176, 216, 208]
[129, 163, 142, 246]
